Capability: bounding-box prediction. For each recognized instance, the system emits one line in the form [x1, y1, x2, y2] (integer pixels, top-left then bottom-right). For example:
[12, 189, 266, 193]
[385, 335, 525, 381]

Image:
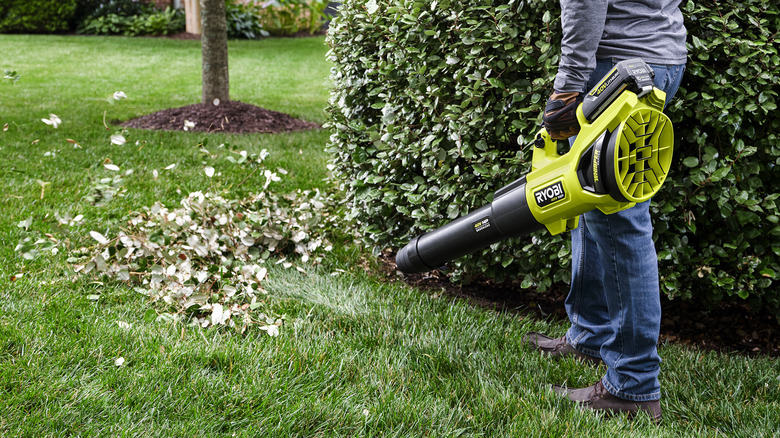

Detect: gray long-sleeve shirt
[554, 0, 688, 92]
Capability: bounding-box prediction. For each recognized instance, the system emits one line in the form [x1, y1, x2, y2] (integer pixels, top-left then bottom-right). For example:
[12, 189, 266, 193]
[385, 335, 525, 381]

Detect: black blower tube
[395, 177, 544, 273]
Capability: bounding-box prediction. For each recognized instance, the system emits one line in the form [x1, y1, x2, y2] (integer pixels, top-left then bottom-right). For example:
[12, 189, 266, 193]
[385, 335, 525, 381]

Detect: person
[523, 0, 688, 424]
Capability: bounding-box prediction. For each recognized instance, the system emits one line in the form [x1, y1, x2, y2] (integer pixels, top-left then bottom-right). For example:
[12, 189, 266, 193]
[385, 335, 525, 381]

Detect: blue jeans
[565, 59, 685, 402]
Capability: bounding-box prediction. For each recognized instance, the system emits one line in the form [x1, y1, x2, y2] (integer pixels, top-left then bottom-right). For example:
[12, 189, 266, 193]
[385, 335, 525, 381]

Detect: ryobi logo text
[534, 182, 566, 207]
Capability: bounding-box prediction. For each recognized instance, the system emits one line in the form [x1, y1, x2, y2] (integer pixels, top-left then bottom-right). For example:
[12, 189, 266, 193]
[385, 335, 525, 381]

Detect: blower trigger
[534, 134, 545, 148]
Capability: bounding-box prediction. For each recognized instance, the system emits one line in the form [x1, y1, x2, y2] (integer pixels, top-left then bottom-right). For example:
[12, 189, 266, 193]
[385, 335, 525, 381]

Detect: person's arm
[553, 0, 608, 93]
[543, 0, 608, 140]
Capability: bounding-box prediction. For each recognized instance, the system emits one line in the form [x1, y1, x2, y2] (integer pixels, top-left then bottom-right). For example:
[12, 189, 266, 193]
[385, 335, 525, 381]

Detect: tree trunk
[200, 0, 229, 105]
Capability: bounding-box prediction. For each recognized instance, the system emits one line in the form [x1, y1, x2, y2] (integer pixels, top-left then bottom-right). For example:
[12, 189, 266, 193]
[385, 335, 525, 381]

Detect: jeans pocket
[649, 63, 686, 106]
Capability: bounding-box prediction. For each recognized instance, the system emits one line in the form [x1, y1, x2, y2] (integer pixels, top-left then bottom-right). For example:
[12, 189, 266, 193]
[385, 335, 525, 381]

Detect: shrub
[89, 0, 151, 17]
[78, 7, 184, 36]
[77, 1, 266, 39]
[655, 0, 780, 308]
[0, 0, 78, 33]
[70, 0, 151, 29]
[325, 0, 780, 317]
[226, 1, 269, 39]
[253, 0, 328, 36]
[78, 14, 128, 35]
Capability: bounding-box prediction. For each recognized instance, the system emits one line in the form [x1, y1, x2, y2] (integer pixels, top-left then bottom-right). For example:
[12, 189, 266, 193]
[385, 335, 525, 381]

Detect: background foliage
[225, 0, 329, 39]
[77, 6, 185, 36]
[226, 1, 270, 39]
[325, 0, 780, 317]
[0, 0, 78, 33]
[71, 0, 153, 27]
[252, 0, 330, 36]
[1, 0, 328, 38]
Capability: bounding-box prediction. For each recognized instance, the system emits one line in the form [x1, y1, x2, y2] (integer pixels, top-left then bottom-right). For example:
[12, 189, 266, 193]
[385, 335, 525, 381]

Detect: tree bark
[200, 0, 229, 105]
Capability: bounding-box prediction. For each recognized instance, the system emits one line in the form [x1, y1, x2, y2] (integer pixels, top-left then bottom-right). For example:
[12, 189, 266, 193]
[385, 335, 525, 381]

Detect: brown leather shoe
[553, 380, 662, 424]
[523, 332, 603, 365]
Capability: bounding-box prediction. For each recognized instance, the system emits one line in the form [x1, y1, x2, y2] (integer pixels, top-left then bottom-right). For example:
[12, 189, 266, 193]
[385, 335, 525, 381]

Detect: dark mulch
[122, 30, 329, 134]
[121, 100, 320, 134]
[379, 251, 780, 358]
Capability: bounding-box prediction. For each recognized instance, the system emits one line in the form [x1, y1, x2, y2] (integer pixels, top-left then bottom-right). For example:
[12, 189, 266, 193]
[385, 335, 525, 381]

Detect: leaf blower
[395, 58, 674, 274]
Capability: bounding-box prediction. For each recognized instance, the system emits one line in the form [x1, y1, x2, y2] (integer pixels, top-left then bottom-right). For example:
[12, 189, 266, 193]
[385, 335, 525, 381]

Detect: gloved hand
[542, 91, 583, 140]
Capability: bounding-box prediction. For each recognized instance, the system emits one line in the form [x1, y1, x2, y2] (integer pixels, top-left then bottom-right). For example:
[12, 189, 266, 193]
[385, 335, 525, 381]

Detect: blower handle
[581, 59, 655, 122]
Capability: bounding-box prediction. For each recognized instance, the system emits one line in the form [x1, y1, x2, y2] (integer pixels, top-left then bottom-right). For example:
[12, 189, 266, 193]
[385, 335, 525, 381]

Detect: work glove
[542, 91, 583, 140]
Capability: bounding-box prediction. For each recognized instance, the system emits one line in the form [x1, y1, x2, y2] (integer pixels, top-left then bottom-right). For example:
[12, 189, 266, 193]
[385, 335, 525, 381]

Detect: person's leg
[565, 214, 611, 358]
[580, 61, 685, 401]
[648, 63, 686, 108]
[582, 200, 662, 400]
[562, 59, 620, 358]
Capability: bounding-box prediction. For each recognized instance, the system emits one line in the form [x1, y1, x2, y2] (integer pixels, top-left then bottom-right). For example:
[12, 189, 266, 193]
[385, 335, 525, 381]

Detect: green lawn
[1, 34, 778, 437]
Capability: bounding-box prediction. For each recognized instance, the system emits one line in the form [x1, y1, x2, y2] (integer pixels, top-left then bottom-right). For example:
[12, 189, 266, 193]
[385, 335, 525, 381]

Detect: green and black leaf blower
[396, 59, 674, 273]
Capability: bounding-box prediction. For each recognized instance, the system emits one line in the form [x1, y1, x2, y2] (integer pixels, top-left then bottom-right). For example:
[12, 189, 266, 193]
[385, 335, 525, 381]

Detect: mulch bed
[121, 100, 320, 134]
[378, 251, 780, 358]
[121, 30, 328, 134]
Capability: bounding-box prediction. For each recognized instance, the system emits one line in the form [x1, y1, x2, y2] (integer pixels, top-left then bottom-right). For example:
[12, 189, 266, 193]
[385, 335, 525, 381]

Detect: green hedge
[70, 0, 155, 30]
[0, 0, 78, 33]
[77, 7, 185, 36]
[324, 0, 780, 316]
[655, 0, 779, 306]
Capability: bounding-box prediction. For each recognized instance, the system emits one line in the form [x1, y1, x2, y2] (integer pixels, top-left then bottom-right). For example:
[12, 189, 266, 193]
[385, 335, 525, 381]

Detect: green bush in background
[77, 7, 185, 36]
[325, 0, 780, 317]
[1, 0, 327, 38]
[254, 0, 329, 36]
[71, 0, 152, 27]
[226, 1, 270, 39]
[0, 0, 78, 33]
